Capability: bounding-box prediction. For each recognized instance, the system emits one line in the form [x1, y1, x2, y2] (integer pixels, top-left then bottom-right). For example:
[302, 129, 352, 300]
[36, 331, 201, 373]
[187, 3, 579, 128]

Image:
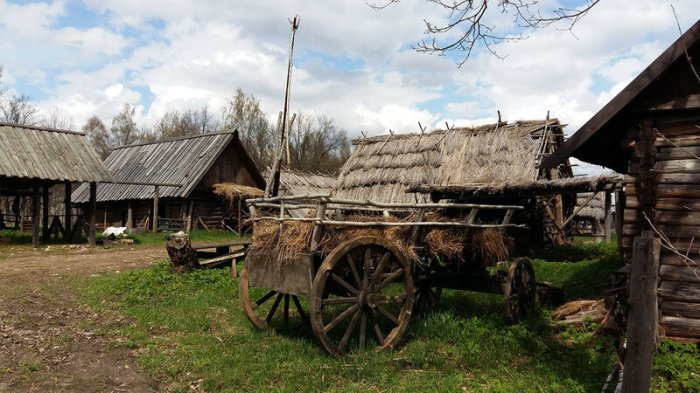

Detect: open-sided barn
[542, 19, 700, 341]
[73, 131, 265, 232]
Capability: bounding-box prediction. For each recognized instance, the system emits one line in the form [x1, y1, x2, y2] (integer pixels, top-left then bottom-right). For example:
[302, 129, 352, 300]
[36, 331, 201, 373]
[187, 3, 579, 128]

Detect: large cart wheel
[504, 257, 536, 323]
[309, 236, 414, 357]
[239, 261, 307, 330]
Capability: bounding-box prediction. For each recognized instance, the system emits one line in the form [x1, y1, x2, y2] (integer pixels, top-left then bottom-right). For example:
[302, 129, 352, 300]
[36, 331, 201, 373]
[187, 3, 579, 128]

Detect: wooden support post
[64, 182, 72, 242]
[32, 186, 40, 248]
[604, 191, 612, 243]
[103, 210, 107, 230]
[42, 186, 49, 241]
[153, 185, 160, 236]
[309, 202, 327, 252]
[411, 208, 426, 244]
[615, 190, 625, 260]
[622, 231, 660, 393]
[237, 198, 243, 237]
[88, 182, 97, 246]
[126, 200, 133, 231]
[186, 200, 194, 233]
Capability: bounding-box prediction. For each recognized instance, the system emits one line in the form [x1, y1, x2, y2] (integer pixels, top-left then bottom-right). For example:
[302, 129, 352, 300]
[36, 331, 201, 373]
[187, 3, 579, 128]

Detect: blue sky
[0, 0, 698, 174]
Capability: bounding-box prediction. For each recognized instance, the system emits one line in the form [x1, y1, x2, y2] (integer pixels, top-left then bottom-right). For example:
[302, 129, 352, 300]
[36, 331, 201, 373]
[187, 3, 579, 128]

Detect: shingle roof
[72, 131, 250, 203]
[0, 122, 112, 183]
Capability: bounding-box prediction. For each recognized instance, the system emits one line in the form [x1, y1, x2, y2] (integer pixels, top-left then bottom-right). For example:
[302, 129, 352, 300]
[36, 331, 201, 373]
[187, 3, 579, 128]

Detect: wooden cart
[239, 195, 536, 357]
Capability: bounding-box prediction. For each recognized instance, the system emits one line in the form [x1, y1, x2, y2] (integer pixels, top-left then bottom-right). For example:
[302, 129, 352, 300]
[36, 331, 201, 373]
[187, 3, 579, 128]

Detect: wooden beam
[88, 182, 96, 246]
[237, 198, 242, 237]
[153, 185, 159, 236]
[126, 200, 133, 231]
[64, 182, 72, 242]
[32, 186, 40, 248]
[604, 191, 612, 243]
[41, 186, 49, 241]
[562, 192, 600, 227]
[621, 232, 660, 393]
[186, 200, 194, 233]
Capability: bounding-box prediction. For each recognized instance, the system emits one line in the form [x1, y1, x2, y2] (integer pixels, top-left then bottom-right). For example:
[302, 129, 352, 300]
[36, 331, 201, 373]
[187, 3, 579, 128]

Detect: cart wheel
[504, 257, 536, 324]
[239, 261, 307, 330]
[310, 236, 414, 357]
[414, 285, 442, 312]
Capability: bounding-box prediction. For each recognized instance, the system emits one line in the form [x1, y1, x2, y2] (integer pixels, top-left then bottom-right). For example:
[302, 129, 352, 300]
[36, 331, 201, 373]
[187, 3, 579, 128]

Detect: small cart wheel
[414, 285, 442, 312]
[504, 257, 536, 323]
[239, 261, 307, 330]
[310, 236, 414, 357]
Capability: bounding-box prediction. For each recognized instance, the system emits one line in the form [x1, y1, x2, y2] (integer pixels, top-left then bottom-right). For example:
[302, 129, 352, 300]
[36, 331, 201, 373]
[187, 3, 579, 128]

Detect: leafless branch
[670, 4, 700, 88]
[642, 212, 700, 282]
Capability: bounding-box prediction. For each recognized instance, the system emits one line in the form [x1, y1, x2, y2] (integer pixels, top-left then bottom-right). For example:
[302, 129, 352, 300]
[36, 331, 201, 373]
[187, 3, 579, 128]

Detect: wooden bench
[192, 240, 251, 278]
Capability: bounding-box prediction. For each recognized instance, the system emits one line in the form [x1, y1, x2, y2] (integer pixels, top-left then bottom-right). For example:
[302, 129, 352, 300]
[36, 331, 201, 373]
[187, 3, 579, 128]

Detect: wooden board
[660, 300, 700, 319]
[246, 249, 314, 297]
[660, 264, 700, 283]
[657, 280, 700, 303]
[660, 316, 700, 338]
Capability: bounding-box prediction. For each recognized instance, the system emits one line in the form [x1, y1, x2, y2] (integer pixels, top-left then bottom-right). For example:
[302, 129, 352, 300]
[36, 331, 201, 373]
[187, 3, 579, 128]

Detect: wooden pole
[615, 190, 625, 260]
[32, 186, 40, 248]
[186, 200, 194, 233]
[126, 200, 133, 232]
[64, 182, 72, 242]
[153, 185, 160, 236]
[621, 231, 660, 393]
[42, 186, 49, 241]
[88, 182, 96, 246]
[237, 197, 242, 236]
[604, 191, 612, 243]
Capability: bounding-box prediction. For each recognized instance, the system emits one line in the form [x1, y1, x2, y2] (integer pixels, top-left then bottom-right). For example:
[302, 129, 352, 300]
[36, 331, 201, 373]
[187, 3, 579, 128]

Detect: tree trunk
[166, 236, 200, 274]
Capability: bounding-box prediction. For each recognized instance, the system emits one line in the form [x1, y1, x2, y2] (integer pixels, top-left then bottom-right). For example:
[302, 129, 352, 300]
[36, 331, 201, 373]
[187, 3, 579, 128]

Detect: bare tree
[0, 94, 38, 125]
[42, 106, 74, 130]
[289, 112, 350, 174]
[369, 0, 600, 65]
[111, 103, 140, 146]
[82, 116, 111, 159]
[222, 88, 275, 168]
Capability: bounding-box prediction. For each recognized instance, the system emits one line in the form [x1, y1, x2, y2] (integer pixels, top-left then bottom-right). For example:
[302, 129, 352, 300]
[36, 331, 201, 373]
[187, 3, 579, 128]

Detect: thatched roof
[212, 183, 264, 200]
[0, 122, 112, 184]
[410, 175, 623, 199]
[333, 120, 566, 203]
[576, 192, 606, 220]
[264, 168, 337, 196]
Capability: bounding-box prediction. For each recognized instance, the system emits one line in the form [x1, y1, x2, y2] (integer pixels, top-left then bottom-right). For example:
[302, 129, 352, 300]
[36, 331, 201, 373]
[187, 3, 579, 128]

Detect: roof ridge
[0, 122, 85, 136]
[113, 130, 237, 150]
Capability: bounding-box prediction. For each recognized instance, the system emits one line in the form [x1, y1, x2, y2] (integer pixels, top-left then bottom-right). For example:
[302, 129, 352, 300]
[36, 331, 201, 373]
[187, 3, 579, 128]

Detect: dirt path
[0, 245, 167, 392]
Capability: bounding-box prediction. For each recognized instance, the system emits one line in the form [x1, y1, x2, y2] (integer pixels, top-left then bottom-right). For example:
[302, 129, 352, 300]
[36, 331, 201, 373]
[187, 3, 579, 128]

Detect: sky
[0, 0, 698, 175]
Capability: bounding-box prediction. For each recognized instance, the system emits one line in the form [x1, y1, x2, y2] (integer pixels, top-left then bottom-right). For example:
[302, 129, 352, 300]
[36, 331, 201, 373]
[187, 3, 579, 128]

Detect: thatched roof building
[334, 119, 569, 203]
[263, 168, 337, 196]
[575, 192, 605, 220]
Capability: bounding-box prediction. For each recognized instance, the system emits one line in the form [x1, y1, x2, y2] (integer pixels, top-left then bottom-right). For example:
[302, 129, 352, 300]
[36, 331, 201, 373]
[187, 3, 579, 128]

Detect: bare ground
[0, 245, 167, 392]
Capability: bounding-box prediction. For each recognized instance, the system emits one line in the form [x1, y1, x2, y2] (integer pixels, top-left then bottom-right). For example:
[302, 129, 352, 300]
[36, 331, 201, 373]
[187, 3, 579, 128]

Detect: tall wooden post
[186, 200, 194, 233]
[604, 191, 612, 243]
[42, 186, 49, 241]
[153, 185, 159, 236]
[237, 198, 242, 236]
[32, 186, 40, 248]
[126, 200, 133, 232]
[88, 182, 97, 246]
[615, 190, 625, 260]
[622, 231, 660, 393]
[64, 182, 72, 241]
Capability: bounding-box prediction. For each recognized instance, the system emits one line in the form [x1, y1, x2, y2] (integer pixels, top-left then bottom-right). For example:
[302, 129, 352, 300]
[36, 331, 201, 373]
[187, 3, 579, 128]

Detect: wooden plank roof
[72, 131, 250, 203]
[0, 122, 112, 183]
[541, 18, 700, 172]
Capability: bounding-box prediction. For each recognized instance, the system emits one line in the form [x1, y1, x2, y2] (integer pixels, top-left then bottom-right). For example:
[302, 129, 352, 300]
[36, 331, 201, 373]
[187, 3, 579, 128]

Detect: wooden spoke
[338, 309, 362, 352]
[347, 254, 361, 287]
[330, 273, 359, 295]
[375, 304, 400, 325]
[323, 304, 359, 333]
[283, 295, 290, 326]
[322, 297, 358, 305]
[292, 295, 307, 321]
[252, 290, 277, 310]
[373, 294, 406, 303]
[370, 252, 391, 287]
[374, 269, 404, 292]
[370, 309, 385, 346]
[359, 313, 367, 351]
[265, 293, 284, 324]
[505, 258, 536, 324]
[362, 247, 372, 287]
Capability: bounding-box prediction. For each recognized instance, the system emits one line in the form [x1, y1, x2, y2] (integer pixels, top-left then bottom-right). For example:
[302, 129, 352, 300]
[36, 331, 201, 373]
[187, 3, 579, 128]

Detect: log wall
[622, 118, 700, 342]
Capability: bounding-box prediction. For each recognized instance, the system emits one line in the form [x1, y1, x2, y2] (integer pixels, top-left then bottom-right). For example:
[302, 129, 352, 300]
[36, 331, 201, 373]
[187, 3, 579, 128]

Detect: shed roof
[333, 119, 566, 203]
[73, 131, 262, 203]
[542, 19, 700, 172]
[0, 122, 112, 184]
[264, 167, 337, 196]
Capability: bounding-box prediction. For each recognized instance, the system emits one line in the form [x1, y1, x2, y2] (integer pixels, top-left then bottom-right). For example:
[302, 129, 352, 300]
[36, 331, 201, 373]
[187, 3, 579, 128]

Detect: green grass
[0, 228, 244, 246]
[81, 238, 698, 392]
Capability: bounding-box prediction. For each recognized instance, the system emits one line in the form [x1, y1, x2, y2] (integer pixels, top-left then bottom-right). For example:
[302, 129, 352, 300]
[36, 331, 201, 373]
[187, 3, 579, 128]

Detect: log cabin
[542, 19, 700, 342]
[72, 130, 265, 233]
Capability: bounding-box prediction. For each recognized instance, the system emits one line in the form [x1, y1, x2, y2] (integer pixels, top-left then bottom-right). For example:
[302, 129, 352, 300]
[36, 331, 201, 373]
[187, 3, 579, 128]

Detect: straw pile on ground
[251, 213, 513, 265]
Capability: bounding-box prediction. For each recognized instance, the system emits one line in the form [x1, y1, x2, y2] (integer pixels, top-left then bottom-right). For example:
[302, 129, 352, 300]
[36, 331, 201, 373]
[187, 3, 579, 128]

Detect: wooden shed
[72, 131, 265, 233]
[0, 122, 113, 246]
[542, 19, 700, 341]
[333, 119, 579, 244]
